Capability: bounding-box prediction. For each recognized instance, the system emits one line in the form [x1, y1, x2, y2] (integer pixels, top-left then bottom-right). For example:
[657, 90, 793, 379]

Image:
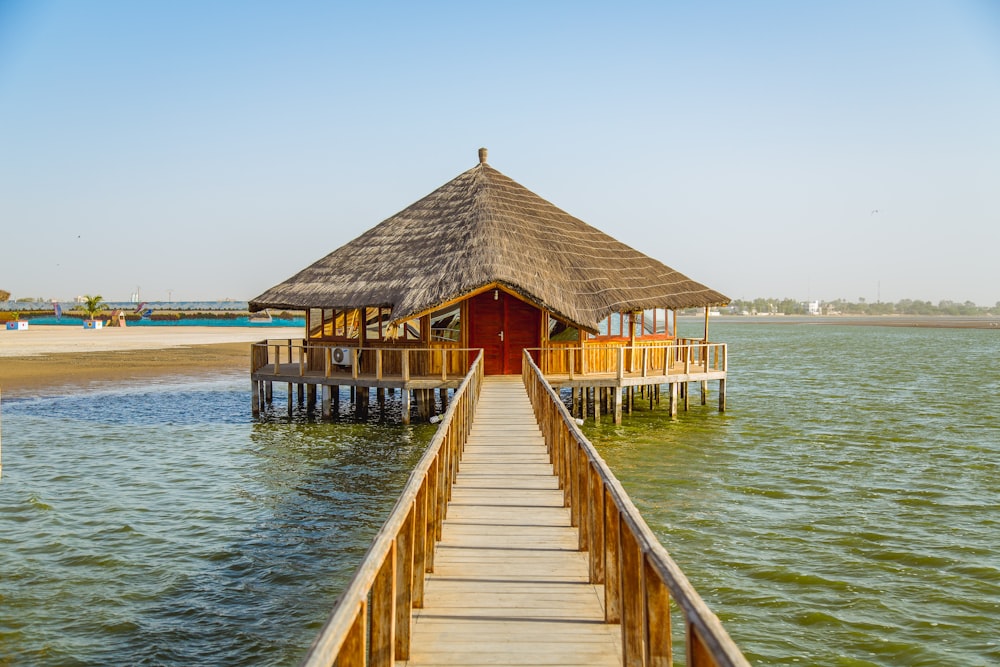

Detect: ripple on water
[0, 379, 435, 666]
[581, 323, 1000, 666]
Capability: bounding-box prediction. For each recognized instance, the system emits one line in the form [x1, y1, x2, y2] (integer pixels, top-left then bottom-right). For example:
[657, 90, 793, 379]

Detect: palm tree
[82, 294, 105, 321]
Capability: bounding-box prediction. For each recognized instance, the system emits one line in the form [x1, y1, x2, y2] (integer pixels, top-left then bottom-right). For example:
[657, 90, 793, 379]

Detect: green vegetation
[81, 294, 106, 320]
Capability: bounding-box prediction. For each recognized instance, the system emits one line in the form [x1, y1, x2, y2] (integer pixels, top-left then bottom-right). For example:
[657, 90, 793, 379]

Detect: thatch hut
[250, 148, 728, 379]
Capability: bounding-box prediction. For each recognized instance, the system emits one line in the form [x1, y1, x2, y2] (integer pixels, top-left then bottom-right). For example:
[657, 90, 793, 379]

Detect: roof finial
[478, 147, 488, 164]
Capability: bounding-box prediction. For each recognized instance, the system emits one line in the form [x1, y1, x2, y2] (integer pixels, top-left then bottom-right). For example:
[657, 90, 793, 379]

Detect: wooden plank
[401, 377, 621, 666]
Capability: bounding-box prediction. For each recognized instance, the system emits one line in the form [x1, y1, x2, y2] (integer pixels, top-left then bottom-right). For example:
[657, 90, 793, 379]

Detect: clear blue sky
[2, 1, 998, 305]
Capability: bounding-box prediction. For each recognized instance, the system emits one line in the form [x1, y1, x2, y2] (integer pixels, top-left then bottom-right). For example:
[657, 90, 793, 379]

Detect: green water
[0, 324, 997, 665]
[582, 322, 1000, 665]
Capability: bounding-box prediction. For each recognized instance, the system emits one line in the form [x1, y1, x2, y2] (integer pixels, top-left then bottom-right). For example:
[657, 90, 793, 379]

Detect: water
[1, 325, 998, 665]
[0, 374, 435, 665]
[580, 323, 1000, 666]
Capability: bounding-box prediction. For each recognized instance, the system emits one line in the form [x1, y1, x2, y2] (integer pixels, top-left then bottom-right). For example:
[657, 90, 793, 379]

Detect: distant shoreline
[699, 315, 1000, 329]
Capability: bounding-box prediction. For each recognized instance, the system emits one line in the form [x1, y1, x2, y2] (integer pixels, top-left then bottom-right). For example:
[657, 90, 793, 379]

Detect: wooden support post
[613, 387, 622, 425]
[395, 507, 415, 661]
[439, 388, 448, 412]
[604, 488, 622, 624]
[251, 381, 260, 416]
[333, 385, 340, 414]
[701, 380, 708, 405]
[594, 386, 601, 422]
[649, 385, 654, 411]
[297, 383, 304, 405]
[286, 383, 292, 417]
[377, 387, 386, 417]
[306, 384, 316, 412]
[588, 465, 605, 585]
[370, 542, 397, 667]
[719, 378, 727, 412]
[412, 485, 428, 607]
[357, 387, 370, 420]
[644, 558, 672, 667]
[683, 382, 690, 411]
[620, 525, 645, 667]
[402, 389, 411, 425]
[669, 382, 678, 418]
[340, 600, 367, 667]
[322, 385, 331, 419]
[265, 381, 273, 403]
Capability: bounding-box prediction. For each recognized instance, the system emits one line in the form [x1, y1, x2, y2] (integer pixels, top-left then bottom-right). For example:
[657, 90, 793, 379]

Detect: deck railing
[299, 352, 484, 667]
[534, 340, 728, 379]
[251, 340, 475, 382]
[522, 353, 750, 667]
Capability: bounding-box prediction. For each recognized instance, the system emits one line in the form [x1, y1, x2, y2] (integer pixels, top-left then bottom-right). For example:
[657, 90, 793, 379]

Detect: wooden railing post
[644, 556, 672, 667]
[370, 542, 396, 667]
[338, 601, 367, 667]
[519, 355, 748, 667]
[604, 489, 622, 624]
[395, 506, 415, 660]
[620, 523, 645, 667]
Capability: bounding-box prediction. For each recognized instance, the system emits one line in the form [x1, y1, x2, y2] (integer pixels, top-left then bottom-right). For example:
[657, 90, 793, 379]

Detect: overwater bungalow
[249, 148, 729, 423]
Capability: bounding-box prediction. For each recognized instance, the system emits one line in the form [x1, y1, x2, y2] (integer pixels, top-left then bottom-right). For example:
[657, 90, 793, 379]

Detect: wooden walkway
[401, 376, 622, 666]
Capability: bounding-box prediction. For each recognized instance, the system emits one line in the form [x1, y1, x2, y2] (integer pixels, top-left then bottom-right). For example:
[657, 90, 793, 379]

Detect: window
[389, 318, 422, 340]
[548, 316, 579, 342]
[309, 309, 359, 340]
[430, 304, 461, 342]
[365, 307, 390, 340]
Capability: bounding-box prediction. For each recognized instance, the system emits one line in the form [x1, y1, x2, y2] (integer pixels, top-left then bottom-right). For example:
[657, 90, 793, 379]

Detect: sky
[1, 1, 998, 306]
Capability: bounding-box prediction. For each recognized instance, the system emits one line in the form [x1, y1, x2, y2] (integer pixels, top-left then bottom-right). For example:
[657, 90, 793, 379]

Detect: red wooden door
[468, 290, 541, 375]
[469, 291, 504, 374]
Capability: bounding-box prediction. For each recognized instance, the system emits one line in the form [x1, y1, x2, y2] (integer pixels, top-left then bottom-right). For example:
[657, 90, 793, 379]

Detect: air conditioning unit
[331, 346, 353, 366]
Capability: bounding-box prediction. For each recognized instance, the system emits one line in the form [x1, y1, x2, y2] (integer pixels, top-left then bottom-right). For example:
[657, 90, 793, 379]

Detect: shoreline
[699, 315, 1000, 329]
[0, 326, 301, 396]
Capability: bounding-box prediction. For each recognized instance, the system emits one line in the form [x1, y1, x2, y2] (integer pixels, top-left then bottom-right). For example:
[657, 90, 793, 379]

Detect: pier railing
[535, 340, 728, 379]
[522, 354, 750, 667]
[251, 339, 474, 382]
[299, 352, 484, 667]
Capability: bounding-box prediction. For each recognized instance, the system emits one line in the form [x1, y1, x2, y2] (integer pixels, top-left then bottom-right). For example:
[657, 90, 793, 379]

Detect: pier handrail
[530, 341, 728, 379]
[522, 353, 750, 667]
[299, 351, 484, 667]
[251, 339, 479, 382]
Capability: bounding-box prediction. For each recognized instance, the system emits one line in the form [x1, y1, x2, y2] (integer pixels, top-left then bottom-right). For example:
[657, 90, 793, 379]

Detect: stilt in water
[402, 389, 411, 425]
[322, 385, 332, 419]
[362, 387, 371, 419]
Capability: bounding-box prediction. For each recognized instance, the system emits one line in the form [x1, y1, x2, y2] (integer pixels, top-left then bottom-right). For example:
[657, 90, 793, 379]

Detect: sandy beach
[0, 325, 301, 396]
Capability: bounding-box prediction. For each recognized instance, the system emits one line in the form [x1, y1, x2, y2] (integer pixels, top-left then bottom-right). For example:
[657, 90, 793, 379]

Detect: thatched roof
[249, 149, 729, 331]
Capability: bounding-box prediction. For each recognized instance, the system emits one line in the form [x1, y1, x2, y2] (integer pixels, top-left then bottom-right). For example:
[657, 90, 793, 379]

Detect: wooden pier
[251, 340, 727, 424]
[300, 354, 748, 667]
[401, 376, 621, 665]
